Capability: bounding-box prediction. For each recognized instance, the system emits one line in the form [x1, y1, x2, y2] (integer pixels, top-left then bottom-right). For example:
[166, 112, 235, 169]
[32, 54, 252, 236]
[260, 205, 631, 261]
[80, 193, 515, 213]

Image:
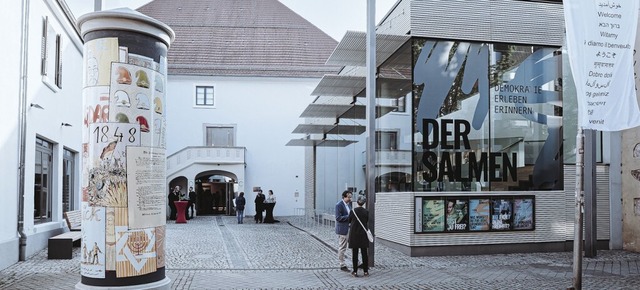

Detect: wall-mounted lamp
[61, 122, 72, 127]
[30, 103, 44, 110]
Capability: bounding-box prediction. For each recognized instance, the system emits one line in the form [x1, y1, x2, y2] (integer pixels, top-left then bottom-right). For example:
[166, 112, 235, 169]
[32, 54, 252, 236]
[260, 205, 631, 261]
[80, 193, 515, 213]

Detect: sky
[67, 0, 398, 41]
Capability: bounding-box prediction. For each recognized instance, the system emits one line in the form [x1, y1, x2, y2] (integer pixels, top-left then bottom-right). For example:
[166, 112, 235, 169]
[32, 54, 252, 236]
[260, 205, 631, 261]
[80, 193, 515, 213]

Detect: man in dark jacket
[187, 187, 197, 219]
[168, 186, 180, 220]
[335, 190, 352, 271]
[254, 189, 265, 223]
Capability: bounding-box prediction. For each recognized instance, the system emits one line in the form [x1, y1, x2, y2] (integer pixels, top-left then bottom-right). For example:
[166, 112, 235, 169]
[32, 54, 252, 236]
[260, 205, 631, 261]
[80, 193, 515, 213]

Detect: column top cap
[78, 8, 175, 47]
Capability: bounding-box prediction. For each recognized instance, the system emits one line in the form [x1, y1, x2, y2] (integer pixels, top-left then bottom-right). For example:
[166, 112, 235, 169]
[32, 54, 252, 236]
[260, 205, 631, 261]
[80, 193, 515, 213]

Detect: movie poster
[422, 199, 445, 232]
[491, 198, 513, 230]
[415, 198, 423, 232]
[445, 198, 468, 231]
[513, 198, 534, 230]
[469, 198, 491, 231]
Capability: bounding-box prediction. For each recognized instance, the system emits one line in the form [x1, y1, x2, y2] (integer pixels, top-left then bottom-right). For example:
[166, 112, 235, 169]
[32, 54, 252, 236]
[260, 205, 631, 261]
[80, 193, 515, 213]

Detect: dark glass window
[35, 138, 53, 223]
[62, 148, 75, 214]
[412, 39, 563, 192]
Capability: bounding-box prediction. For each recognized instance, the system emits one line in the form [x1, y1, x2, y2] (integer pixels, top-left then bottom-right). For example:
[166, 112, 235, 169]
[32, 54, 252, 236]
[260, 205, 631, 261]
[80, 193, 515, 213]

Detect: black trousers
[188, 202, 195, 218]
[255, 206, 263, 222]
[351, 247, 368, 272]
[169, 204, 177, 220]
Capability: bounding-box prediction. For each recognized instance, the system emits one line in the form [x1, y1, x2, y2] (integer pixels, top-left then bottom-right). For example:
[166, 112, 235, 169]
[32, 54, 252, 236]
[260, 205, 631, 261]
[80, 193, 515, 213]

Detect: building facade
[138, 0, 340, 218]
[1, 0, 340, 271]
[294, 0, 640, 255]
[1, 0, 83, 270]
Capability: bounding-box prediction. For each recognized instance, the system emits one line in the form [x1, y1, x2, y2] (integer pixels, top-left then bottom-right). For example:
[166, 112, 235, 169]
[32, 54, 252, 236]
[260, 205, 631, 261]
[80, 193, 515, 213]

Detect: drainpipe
[17, 0, 31, 261]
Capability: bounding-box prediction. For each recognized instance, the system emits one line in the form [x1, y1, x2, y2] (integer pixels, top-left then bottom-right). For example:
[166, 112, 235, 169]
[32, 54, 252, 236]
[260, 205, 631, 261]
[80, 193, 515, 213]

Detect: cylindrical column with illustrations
[77, 8, 174, 289]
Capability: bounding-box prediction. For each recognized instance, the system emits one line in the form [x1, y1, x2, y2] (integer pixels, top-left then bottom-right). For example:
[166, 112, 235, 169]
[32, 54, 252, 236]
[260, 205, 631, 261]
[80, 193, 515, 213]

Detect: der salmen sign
[412, 40, 563, 191]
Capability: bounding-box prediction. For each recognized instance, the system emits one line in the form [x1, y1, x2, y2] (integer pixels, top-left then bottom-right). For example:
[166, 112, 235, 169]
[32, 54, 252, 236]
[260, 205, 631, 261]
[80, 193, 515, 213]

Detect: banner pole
[365, 0, 376, 267]
[571, 127, 584, 290]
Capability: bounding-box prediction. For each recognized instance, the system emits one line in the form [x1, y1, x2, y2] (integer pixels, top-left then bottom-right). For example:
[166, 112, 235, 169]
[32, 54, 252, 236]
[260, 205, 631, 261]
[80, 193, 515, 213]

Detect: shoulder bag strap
[352, 208, 367, 231]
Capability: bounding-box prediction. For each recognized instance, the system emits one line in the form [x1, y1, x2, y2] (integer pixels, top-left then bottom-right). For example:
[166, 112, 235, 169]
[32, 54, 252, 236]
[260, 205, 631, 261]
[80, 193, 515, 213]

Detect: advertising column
[77, 8, 174, 289]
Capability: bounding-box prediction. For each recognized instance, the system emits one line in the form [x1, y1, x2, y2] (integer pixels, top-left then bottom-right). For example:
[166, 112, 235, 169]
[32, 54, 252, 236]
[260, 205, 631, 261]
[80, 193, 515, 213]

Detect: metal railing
[291, 208, 336, 229]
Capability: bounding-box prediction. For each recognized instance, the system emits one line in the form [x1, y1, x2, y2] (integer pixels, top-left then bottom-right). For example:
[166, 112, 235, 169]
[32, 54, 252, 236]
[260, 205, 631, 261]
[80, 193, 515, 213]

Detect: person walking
[335, 190, 352, 272]
[188, 187, 197, 219]
[235, 192, 246, 224]
[168, 186, 180, 220]
[348, 195, 370, 277]
[254, 189, 265, 223]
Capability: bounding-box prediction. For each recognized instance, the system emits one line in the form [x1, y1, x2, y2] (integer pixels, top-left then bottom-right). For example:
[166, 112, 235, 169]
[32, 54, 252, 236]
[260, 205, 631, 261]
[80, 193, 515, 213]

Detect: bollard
[77, 8, 174, 289]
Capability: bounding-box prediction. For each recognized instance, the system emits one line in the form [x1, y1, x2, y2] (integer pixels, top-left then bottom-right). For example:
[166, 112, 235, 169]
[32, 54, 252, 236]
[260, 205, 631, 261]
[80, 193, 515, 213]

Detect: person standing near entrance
[235, 192, 246, 224]
[254, 189, 265, 223]
[188, 187, 197, 219]
[348, 195, 370, 277]
[263, 190, 277, 223]
[335, 190, 352, 272]
[168, 186, 180, 220]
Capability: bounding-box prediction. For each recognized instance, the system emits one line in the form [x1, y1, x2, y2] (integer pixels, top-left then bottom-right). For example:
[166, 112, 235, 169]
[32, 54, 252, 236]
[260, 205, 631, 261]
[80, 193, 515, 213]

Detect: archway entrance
[195, 171, 237, 216]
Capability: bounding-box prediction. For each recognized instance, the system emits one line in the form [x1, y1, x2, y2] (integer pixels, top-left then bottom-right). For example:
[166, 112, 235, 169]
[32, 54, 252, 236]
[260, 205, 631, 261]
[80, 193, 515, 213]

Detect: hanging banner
[564, 0, 640, 131]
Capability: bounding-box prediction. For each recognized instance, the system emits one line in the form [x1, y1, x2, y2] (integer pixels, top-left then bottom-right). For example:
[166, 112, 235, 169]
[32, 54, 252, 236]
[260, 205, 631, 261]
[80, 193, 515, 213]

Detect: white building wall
[0, 0, 83, 270]
[166, 75, 319, 217]
[0, 0, 24, 271]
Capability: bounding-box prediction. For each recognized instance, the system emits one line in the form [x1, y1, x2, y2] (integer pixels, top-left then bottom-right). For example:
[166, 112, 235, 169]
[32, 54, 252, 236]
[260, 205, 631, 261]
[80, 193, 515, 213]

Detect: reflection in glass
[412, 38, 563, 192]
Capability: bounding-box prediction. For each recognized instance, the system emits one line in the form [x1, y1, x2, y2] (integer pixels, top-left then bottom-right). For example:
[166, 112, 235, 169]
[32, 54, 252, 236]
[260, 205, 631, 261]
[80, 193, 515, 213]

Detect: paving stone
[0, 215, 639, 289]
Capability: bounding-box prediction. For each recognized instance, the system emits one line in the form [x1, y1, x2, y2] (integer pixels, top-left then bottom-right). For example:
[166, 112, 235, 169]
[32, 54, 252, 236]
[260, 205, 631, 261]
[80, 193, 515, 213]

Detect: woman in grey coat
[348, 196, 369, 277]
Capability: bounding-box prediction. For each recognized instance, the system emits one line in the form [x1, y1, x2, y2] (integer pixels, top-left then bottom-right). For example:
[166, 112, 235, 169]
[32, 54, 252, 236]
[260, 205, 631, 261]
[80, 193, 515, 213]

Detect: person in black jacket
[168, 186, 180, 220]
[235, 192, 246, 224]
[187, 187, 197, 219]
[348, 195, 370, 277]
[254, 189, 265, 223]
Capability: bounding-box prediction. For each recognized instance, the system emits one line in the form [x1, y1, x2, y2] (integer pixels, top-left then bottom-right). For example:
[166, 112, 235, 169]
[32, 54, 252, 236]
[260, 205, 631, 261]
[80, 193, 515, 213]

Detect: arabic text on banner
[564, 0, 640, 131]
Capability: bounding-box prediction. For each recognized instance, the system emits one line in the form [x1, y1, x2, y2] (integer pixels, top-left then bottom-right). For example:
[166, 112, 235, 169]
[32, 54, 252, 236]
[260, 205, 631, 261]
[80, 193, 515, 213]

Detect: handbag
[353, 208, 374, 243]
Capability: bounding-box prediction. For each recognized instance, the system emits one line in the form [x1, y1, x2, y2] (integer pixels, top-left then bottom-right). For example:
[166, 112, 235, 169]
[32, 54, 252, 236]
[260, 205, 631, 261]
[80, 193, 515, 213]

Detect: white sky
[67, 0, 399, 41]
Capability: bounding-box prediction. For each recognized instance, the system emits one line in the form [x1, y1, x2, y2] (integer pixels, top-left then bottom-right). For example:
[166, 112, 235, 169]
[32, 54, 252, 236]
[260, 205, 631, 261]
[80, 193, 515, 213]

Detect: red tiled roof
[137, 0, 341, 77]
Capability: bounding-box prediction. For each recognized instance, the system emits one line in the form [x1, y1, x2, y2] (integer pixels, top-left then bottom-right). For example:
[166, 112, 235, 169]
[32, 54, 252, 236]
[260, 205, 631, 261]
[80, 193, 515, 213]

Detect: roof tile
[137, 0, 341, 77]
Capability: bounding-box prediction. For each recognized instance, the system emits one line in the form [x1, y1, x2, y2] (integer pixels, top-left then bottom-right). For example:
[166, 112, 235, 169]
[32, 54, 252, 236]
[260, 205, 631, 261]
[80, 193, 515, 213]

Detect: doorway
[195, 172, 237, 216]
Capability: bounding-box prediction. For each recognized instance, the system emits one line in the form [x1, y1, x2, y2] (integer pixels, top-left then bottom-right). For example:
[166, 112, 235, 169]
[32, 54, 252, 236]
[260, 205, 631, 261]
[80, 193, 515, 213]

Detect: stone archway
[194, 170, 237, 215]
[168, 176, 188, 196]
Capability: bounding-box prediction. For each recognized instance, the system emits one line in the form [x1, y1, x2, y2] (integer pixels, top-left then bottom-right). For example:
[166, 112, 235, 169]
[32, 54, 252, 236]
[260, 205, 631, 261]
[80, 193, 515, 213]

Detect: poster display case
[415, 195, 535, 233]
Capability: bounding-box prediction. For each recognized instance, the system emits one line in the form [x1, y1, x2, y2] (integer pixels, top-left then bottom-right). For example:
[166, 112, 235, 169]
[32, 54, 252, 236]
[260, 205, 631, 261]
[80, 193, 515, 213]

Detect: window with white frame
[196, 86, 214, 106]
[41, 16, 62, 90]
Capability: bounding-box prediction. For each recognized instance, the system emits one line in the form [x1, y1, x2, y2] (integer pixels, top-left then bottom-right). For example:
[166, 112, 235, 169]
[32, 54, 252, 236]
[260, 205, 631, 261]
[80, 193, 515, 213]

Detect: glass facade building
[293, 0, 622, 255]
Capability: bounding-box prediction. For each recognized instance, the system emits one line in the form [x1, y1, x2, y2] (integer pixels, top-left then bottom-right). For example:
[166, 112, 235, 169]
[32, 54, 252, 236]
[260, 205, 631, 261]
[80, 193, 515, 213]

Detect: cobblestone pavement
[1, 215, 640, 289]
